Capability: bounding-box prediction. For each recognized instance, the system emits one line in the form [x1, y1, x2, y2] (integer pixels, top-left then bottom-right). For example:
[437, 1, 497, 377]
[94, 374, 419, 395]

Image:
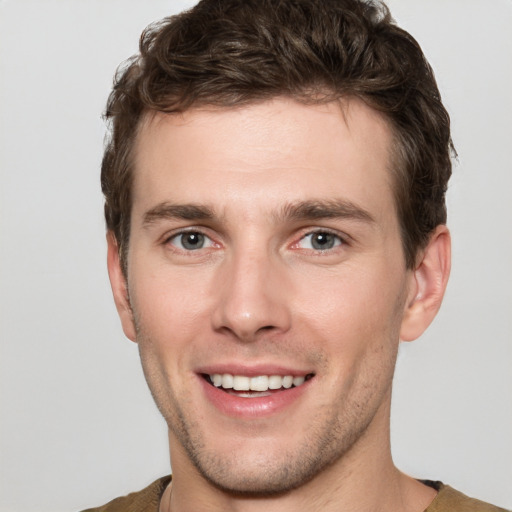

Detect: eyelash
[164, 229, 216, 251]
[162, 228, 348, 254]
[293, 229, 347, 253]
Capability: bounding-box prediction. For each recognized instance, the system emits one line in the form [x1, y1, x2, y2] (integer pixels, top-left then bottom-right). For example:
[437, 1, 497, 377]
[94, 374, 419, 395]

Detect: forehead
[132, 97, 395, 223]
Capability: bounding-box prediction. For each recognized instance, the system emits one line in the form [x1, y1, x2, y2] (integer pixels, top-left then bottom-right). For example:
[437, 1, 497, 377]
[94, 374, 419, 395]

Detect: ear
[106, 232, 137, 342]
[400, 225, 451, 342]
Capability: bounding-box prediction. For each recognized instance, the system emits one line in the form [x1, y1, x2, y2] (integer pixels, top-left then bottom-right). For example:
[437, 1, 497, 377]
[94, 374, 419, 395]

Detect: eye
[168, 231, 215, 251]
[297, 231, 343, 251]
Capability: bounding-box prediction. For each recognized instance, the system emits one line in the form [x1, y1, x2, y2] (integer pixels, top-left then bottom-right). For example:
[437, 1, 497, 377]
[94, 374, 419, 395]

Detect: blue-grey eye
[299, 232, 342, 251]
[171, 232, 211, 250]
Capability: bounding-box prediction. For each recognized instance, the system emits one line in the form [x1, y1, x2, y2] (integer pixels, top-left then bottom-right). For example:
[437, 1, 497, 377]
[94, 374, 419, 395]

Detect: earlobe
[400, 225, 451, 342]
[106, 232, 137, 342]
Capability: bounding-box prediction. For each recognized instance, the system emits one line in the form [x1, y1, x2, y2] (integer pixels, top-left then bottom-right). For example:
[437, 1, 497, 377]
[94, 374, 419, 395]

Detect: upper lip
[196, 363, 313, 377]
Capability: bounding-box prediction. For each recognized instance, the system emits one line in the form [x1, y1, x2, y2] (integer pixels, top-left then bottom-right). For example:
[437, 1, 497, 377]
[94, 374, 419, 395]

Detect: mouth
[203, 373, 315, 398]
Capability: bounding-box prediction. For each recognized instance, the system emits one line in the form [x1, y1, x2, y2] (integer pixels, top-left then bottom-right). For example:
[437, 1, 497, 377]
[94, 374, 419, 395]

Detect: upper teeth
[209, 374, 306, 391]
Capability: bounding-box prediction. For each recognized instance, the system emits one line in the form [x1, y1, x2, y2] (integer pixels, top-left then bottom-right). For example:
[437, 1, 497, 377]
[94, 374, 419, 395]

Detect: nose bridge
[212, 242, 291, 341]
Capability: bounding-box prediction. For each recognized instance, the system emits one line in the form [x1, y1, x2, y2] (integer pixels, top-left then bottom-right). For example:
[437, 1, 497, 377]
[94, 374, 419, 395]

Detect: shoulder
[79, 475, 171, 512]
[424, 481, 510, 512]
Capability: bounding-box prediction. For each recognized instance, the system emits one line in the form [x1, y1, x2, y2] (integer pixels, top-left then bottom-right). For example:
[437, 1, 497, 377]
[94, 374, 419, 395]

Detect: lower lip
[199, 376, 311, 418]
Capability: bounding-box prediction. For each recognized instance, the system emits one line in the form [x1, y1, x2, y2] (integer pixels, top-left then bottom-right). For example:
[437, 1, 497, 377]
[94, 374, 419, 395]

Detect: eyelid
[160, 225, 349, 252]
[162, 227, 219, 250]
[162, 225, 208, 240]
[291, 227, 349, 250]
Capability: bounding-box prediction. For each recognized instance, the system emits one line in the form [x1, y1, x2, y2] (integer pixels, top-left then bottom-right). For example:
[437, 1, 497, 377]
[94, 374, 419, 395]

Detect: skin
[107, 97, 451, 512]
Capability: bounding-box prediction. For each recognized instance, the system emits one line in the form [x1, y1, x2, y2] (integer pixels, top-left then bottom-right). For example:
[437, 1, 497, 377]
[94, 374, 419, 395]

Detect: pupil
[312, 233, 334, 250]
[182, 232, 204, 250]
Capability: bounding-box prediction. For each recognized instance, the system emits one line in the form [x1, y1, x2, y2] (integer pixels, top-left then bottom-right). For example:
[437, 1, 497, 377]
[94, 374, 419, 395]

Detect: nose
[211, 249, 292, 342]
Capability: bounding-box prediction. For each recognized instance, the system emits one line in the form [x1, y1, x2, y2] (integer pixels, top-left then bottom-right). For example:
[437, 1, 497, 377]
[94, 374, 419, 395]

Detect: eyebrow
[278, 199, 375, 224]
[142, 199, 375, 227]
[143, 203, 215, 226]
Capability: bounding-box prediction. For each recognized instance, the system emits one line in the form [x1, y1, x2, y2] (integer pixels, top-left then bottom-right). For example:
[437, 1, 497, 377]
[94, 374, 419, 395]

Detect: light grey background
[0, 1, 511, 511]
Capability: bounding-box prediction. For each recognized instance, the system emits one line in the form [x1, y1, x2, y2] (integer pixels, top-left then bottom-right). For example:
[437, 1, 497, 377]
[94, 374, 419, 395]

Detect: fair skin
[107, 97, 450, 512]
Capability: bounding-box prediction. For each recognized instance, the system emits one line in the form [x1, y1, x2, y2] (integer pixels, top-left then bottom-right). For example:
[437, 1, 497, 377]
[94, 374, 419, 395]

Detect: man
[84, 0, 507, 511]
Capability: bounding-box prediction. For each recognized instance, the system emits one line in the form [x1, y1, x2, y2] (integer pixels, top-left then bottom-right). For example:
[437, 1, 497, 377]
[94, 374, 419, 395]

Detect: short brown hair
[102, 0, 454, 272]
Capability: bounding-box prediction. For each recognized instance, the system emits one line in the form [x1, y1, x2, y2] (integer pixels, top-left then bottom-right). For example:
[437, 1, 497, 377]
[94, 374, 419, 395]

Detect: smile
[206, 373, 314, 395]
[199, 370, 315, 415]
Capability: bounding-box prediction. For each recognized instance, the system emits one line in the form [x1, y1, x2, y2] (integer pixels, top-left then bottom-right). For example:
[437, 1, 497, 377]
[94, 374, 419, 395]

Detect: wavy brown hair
[102, 0, 454, 273]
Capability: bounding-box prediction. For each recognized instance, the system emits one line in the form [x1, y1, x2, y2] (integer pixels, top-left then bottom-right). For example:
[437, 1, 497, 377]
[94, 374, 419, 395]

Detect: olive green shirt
[80, 477, 509, 512]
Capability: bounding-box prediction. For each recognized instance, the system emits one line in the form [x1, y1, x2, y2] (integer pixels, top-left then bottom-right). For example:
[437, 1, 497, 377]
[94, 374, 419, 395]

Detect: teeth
[209, 373, 309, 392]
[250, 375, 269, 391]
[222, 373, 233, 389]
[233, 375, 250, 391]
[282, 375, 293, 388]
[268, 375, 282, 389]
[293, 376, 305, 387]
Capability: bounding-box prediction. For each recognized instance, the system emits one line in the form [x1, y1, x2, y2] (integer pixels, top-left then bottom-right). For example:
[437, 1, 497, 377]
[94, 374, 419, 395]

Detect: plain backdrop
[1, 1, 511, 511]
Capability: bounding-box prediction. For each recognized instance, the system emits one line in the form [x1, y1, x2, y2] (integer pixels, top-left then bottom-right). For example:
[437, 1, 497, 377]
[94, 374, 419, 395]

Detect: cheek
[129, 267, 213, 350]
[293, 263, 406, 355]
[130, 270, 211, 402]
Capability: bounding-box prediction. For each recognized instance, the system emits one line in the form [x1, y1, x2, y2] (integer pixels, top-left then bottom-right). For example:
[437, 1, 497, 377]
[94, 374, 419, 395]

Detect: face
[110, 98, 422, 494]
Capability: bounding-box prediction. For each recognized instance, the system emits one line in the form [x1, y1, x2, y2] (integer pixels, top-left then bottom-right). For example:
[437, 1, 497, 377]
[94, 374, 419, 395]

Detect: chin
[181, 423, 361, 497]
[192, 453, 325, 497]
